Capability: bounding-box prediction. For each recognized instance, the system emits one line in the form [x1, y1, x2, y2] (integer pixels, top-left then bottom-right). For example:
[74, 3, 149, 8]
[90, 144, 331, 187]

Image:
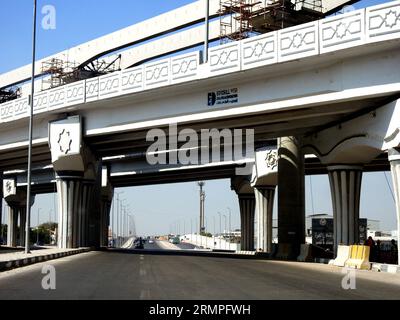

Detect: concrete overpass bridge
[1, 0, 400, 262]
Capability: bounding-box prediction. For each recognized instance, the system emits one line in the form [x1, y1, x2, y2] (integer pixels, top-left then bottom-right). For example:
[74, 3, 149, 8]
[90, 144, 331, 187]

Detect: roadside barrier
[236, 251, 256, 255]
[297, 244, 313, 262]
[332, 245, 351, 267]
[345, 245, 371, 270]
[275, 243, 291, 260]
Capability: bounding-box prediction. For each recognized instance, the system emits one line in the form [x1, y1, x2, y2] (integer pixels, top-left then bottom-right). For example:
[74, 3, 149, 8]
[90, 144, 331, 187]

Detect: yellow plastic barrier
[333, 245, 351, 267]
[345, 245, 371, 270]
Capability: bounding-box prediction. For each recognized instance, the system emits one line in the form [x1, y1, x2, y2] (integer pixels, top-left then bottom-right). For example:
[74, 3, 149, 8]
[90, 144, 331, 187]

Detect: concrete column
[239, 194, 256, 251]
[389, 149, 400, 264]
[327, 165, 363, 251]
[6, 206, 18, 247]
[56, 178, 83, 249]
[277, 137, 305, 256]
[87, 181, 102, 248]
[255, 186, 275, 252]
[232, 176, 256, 251]
[4, 189, 34, 248]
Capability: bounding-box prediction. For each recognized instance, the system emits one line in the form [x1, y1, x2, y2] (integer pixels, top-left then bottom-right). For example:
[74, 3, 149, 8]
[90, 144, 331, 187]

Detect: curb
[314, 258, 333, 264]
[0, 248, 91, 272]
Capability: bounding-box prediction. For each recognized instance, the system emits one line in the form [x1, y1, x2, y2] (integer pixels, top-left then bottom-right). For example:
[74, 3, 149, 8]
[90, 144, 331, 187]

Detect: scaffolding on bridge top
[219, 0, 324, 44]
[41, 55, 122, 90]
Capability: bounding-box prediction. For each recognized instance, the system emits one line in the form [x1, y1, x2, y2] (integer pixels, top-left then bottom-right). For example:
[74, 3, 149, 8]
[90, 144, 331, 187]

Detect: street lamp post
[114, 192, 124, 247]
[25, 0, 38, 255]
[223, 215, 227, 250]
[213, 215, 216, 249]
[218, 212, 222, 250]
[227, 207, 232, 244]
[204, 0, 210, 63]
[36, 208, 41, 245]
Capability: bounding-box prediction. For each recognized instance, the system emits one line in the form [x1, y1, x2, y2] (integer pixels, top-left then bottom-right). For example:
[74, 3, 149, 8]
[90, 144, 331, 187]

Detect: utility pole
[25, 0, 38, 254]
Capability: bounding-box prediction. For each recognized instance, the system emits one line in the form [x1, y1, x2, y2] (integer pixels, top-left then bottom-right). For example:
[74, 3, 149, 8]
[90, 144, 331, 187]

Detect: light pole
[114, 191, 123, 247]
[120, 200, 127, 247]
[223, 215, 227, 250]
[48, 209, 53, 244]
[25, 0, 38, 255]
[213, 215, 216, 249]
[36, 208, 41, 245]
[218, 212, 222, 249]
[227, 207, 232, 244]
[204, 0, 210, 63]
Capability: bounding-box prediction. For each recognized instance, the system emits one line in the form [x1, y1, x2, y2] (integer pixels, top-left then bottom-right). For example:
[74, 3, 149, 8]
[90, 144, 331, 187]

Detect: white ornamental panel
[253, 147, 278, 186]
[14, 97, 29, 120]
[48, 86, 66, 111]
[242, 32, 278, 70]
[99, 72, 121, 99]
[33, 91, 49, 114]
[208, 42, 241, 76]
[0, 101, 14, 123]
[66, 80, 85, 106]
[320, 9, 365, 53]
[367, 0, 400, 43]
[49, 115, 84, 172]
[86, 77, 99, 102]
[3, 178, 17, 198]
[144, 58, 171, 89]
[121, 66, 144, 94]
[278, 21, 319, 62]
[171, 51, 200, 84]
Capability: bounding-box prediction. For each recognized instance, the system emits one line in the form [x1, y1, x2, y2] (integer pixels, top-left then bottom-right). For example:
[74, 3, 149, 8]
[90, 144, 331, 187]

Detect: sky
[0, 0, 397, 236]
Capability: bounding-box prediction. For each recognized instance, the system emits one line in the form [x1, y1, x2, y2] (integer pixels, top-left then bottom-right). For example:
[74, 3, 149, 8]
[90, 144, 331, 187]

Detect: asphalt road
[0, 250, 400, 300]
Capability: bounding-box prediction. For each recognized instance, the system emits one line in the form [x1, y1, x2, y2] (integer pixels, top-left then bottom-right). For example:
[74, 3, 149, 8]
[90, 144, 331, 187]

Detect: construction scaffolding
[0, 86, 21, 104]
[41, 55, 121, 90]
[220, 0, 261, 43]
[219, 0, 323, 43]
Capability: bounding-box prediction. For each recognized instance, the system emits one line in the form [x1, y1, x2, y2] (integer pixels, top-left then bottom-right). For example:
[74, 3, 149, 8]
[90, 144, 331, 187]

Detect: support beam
[278, 136, 305, 257]
[328, 165, 363, 252]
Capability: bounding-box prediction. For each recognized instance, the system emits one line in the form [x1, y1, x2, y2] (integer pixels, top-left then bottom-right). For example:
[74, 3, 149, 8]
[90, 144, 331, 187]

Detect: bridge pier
[327, 165, 363, 251]
[232, 176, 255, 251]
[49, 116, 102, 249]
[277, 137, 305, 258]
[3, 184, 34, 247]
[389, 148, 400, 264]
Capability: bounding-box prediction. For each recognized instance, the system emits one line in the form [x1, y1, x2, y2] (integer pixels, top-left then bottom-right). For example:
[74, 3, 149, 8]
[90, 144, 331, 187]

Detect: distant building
[265, 214, 381, 244]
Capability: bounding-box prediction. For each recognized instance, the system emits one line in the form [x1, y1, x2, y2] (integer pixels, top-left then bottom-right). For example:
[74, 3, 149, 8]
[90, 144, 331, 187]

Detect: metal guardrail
[0, 1, 399, 124]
